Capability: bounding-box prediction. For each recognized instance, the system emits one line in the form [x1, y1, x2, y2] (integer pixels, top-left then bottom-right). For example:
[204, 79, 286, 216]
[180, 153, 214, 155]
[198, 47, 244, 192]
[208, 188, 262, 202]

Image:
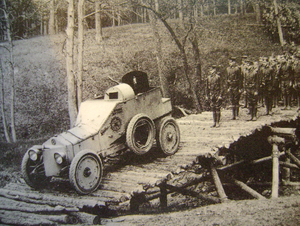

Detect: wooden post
[268, 136, 285, 198]
[159, 182, 167, 211]
[210, 163, 228, 202]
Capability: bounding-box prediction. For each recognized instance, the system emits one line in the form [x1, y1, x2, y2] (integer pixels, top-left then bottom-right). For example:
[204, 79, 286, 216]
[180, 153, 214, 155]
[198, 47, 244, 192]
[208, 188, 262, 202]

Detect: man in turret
[227, 57, 243, 120]
[206, 65, 223, 127]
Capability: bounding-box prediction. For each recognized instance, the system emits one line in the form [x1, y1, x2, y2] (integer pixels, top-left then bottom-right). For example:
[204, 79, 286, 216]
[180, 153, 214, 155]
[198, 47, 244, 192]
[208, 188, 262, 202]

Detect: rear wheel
[21, 151, 50, 189]
[69, 150, 103, 195]
[126, 114, 155, 155]
[156, 117, 180, 156]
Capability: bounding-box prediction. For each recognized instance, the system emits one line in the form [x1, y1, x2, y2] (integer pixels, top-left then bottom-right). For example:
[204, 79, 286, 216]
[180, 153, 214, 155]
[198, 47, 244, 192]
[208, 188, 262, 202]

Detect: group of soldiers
[205, 50, 300, 127]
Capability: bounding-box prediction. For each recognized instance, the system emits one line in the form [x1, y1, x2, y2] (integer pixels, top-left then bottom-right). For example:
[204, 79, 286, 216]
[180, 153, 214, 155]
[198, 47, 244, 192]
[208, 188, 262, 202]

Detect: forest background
[0, 0, 300, 185]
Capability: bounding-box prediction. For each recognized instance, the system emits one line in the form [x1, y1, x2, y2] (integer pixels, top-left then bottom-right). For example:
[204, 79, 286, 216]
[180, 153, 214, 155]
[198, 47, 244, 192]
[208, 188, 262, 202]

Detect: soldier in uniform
[292, 54, 300, 110]
[206, 65, 223, 127]
[241, 55, 250, 108]
[257, 57, 268, 107]
[227, 57, 243, 120]
[279, 54, 294, 110]
[261, 58, 275, 115]
[245, 61, 259, 120]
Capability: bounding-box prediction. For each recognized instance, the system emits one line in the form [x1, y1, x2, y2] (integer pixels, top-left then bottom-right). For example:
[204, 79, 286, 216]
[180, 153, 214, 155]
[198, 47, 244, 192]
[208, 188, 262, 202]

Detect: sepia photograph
[1, 0, 300, 225]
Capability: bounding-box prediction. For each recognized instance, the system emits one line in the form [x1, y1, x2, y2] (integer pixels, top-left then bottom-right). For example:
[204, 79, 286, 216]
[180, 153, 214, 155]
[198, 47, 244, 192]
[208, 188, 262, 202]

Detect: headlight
[54, 152, 65, 165]
[28, 149, 38, 161]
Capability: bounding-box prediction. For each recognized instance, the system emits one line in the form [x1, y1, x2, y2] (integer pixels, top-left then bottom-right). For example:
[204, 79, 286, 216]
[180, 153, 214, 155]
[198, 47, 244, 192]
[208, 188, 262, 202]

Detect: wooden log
[279, 161, 299, 169]
[282, 156, 291, 182]
[231, 179, 266, 200]
[0, 210, 78, 225]
[286, 149, 300, 168]
[210, 163, 228, 202]
[217, 152, 285, 171]
[217, 160, 245, 171]
[165, 184, 220, 204]
[0, 188, 106, 209]
[71, 212, 101, 225]
[270, 127, 296, 136]
[0, 197, 78, 213]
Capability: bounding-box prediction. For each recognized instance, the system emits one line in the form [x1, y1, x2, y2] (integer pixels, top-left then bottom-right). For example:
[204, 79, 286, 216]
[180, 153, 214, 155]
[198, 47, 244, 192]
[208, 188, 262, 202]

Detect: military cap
[241, 55, 248, 59]
[229, 57, 237, 61]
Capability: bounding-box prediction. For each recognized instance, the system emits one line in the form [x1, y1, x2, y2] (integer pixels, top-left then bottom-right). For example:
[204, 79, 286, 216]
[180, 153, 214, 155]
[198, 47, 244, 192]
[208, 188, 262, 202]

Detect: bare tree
[273, 0, 284, 46]
[66, 0, 77, 126]
[0, 59, 11, 143]
[77, 0, 84, 109]
[149, 0, 170, 98]
[1, 0, 17, 142]
[49, 0, 55, 34]
[140, 1, 202, 112]
[95, 0, 103, 43]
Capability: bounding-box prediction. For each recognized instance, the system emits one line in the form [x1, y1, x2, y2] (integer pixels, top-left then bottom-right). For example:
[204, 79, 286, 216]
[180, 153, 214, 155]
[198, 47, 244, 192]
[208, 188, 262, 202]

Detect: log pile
[0, 183, 105, 225]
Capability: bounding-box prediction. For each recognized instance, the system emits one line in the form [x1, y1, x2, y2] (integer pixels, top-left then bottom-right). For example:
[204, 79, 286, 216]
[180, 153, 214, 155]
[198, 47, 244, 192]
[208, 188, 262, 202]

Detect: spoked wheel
[156, 117, 180, 156]
[21, 150, 51, 189]
[126, 113, 155, 155]
[69, 150, 103, 195]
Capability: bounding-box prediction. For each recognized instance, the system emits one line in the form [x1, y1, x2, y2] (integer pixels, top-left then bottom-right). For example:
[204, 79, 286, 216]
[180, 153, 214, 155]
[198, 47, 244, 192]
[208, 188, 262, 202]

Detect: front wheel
[156, 117, 180, 156]
[69, 150, 103, 195]
[21, 150, 51, 189]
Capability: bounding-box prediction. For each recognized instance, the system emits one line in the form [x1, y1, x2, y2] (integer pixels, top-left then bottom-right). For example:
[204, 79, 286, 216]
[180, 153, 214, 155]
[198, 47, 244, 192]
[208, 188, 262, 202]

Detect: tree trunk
[77, 0, 84, 109]
[43, 21, 47, 35]
[49, 0, 55, 35]
[149, 4, 170, 98]
[228, 0, 231, 15]
[112, 7, 116, 27]
[255, 3, 261, 23]
[240, 0, 244, 14]
[95, 1, 103, 43]
[273, 0, 285, 46]
[213, 0, 216, 16]
[3, 0, 16, 142]
[0, 59, 11, 143]
[178, 0, 184, 24]
[66, 0, 77, 127]
[40, 15, 43, 35]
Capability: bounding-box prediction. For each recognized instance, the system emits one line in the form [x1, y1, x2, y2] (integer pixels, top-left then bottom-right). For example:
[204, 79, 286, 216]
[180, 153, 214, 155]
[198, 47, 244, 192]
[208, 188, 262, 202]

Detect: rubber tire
[126, 113, 155, 155]
[69, 150, 103, 195]
[156, 117, 180, 156]
[21, 151, 51, 189]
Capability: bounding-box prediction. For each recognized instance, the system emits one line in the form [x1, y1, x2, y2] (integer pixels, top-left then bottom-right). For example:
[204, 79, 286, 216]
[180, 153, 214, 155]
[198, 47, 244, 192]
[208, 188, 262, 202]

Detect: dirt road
[103, 195, 300, 225]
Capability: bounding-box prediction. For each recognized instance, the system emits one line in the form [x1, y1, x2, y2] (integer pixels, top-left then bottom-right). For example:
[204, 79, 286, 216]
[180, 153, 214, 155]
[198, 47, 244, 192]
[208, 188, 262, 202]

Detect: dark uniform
[227, 57, 243, 120]
[273, 55, 284, 108]
[206, 65, 222, 127]
[245, 61, 259, 120]
[241, 55, 250, 108]
[261, 60, 275, 115]
[279, 55, 294, 110]
[292, 55, 300, 110]
[257, 57, 268, 107]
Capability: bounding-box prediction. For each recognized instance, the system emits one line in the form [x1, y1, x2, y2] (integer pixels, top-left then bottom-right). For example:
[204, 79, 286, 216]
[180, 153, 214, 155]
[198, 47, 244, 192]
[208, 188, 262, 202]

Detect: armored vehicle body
[21, 71, 180, 194]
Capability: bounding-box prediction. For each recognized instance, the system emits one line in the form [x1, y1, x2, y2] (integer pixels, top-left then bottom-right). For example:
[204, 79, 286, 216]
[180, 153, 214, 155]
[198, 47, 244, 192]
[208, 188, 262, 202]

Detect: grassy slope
[0, 13, 282, 177]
